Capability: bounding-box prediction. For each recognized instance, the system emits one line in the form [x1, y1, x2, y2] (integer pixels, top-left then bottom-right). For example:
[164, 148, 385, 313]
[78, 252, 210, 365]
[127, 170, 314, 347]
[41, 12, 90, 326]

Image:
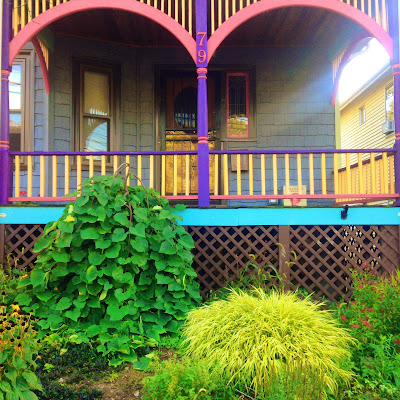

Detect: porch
[8, 147, 398, 206]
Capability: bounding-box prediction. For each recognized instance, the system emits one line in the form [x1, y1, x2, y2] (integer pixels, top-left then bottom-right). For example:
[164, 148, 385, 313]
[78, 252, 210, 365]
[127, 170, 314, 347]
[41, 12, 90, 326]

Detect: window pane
[83, 71, 110, 116]
[9, 64, 22, 110]
[9, 133, 21, 152]
[385, 85, 394, 121]
[10, 112, 22, 128]
[83, 117, 109, 153]
[228, 74, 248, 137]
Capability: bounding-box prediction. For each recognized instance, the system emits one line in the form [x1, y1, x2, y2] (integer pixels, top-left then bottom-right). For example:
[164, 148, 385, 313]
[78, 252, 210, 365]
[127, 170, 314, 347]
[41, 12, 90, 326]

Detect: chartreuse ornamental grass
[182, 289, 355, 400]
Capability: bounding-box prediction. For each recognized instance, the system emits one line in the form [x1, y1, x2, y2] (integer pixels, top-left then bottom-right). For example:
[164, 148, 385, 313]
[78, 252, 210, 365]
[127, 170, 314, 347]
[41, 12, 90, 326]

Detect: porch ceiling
[50, 9, 183, 47]
[48, 7, 364, 52]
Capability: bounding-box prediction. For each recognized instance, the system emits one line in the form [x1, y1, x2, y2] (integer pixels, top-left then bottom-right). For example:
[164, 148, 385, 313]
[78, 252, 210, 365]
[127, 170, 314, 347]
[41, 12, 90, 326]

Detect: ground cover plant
[334, 267, 400, 399]
[0, 269, 42, 400]
[182, 288, 355, 400]
[15, 172, 202, 366]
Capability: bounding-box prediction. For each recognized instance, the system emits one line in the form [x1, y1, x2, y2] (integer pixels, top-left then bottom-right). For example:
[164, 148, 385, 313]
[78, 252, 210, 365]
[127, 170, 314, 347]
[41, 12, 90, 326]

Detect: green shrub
[182, 288, 354, 399]
[142, 356, 233, 400]
[0, 271, 42, 400]
[335, 268, 400, 399]
[16, 174, 202, 366]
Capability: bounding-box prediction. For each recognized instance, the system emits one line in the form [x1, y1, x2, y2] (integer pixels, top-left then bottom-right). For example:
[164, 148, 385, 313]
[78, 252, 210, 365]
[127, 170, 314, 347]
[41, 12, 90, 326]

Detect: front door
[161, 73, 219, 195]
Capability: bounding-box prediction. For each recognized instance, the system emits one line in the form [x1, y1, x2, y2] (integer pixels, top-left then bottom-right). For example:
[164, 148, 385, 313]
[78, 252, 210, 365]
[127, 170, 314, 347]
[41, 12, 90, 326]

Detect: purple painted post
[0, 0, 12, 204]
[390, 0, 400, 203]
[196, 0, 210, 207]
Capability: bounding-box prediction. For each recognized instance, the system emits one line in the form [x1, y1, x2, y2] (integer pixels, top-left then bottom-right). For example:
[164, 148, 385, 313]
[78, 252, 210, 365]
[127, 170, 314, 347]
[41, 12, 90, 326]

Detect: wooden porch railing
[9, 149, 399, 205]
[210, 0, 390, 34]
[9, 151, 199, 202]
[12, 0, 195, 37]
[208, 149, 398, 204]
[11, 0, 390, 40]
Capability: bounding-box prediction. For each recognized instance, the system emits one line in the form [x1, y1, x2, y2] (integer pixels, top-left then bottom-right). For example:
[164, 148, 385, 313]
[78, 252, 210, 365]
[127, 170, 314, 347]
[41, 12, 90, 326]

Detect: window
[74, 63, 120, 154]
[359, 106, 366, 125]
[385, 83, 394, 122]
[227, 73, 249, 138]
[9, 52, 33, 152]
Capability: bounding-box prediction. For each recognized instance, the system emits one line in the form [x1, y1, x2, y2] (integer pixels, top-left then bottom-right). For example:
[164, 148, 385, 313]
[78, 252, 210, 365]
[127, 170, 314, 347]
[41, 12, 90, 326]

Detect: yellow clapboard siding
[340, 72, 394, 167]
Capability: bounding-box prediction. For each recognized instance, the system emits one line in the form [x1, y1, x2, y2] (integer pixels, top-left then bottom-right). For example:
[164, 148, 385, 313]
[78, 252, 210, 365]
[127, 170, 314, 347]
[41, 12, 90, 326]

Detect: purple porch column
[0, 0, 12, 204]
[391, 0, 400, 202]
[196, 0, 210, 207]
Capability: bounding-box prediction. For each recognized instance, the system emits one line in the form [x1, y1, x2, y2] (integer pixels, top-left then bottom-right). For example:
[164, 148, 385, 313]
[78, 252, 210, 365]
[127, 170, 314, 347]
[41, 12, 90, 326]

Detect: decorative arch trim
[9, 0, 196, 65]
[31, 36, 50, 94]
[207, 0, 393, 62]
[330, 32, 370, 106]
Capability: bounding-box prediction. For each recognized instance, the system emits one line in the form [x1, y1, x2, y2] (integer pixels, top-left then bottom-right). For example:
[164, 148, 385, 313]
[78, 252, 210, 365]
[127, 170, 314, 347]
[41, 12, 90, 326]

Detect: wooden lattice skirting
[1, 224, 400, 302]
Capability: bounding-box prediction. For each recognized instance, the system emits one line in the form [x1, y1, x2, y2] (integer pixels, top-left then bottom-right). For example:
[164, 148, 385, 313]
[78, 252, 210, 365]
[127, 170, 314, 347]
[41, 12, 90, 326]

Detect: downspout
[196, 0, 210, 207]
[0, 0, 11, 204]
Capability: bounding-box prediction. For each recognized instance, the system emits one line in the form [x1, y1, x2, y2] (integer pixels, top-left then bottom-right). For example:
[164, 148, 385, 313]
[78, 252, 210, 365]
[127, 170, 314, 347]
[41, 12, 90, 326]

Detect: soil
[78, 348, 177, 400]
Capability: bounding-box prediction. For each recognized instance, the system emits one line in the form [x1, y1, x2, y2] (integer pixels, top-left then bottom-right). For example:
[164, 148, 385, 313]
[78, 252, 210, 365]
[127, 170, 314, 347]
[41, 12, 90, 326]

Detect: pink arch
[9, 0, 196, 65]
[208, 0, 393, 62]
[31, 36, 50, 94]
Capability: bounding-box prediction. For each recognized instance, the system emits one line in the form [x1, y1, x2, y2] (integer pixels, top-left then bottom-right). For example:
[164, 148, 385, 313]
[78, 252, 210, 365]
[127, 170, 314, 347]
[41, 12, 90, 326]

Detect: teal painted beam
[1, 207, 400, 226]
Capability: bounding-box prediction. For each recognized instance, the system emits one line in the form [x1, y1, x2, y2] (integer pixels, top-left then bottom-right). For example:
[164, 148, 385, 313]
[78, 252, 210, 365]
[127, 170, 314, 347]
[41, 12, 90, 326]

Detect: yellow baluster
[186, 154, 190, 196]
[368, 0, 372, 17]
[236, 154, 241, 196]
[321, 153, 327, 195]
[21, 0, 25, 28]
[35, 0, 39, 18]
[125, 155, 130, 186]
[333, 153, 339, 195]
[379, 158, 385, 193]
[27, 156, 33, 197]
[223, 154, 229, 195]
[15, 156, 21, 197]
[272, 154, 278, 195]
[101, 155, 106, 175]
[240, 0, 243, 9]
[370, 153, 376, 193]
[173, 154, 178, 196]
[77, 155, 82, 191]
[52, 155, 57, 197]
[358, 153, 364, 194]
[375, 0, 381, 25]
[161, 0, 165, 12]
[225, 0, 229, 22]
[89, 155, 94, 179]
[382, 0, 388, 31]
[261, 154, 266, 195]
[149, 155, 154, 189]
[390, 155, 395, 193]
[345, 153, 351, 194]
[154, 0, 158, 8]
[309, 154, 314, 195]
[232, 0, 236, 15]
[168, 0, 171, 17]
[175, 0, 178, 22]
[161, 155, 166, 196]
[181, 0, 185, 29]
[218, 0, 222, 27]
[249, 154, 253, 196]
[297, 154, 302, 195]
[188, 0, 192, 36]
[361, 0, 365, 12]
[13, 0, 18, 36]
[39, 156, 46, 197]
[285, 153, 290, 190]
[137, 155, 142, 184]
[211, 0, 215, 34]
[247, 0, 250, 6]
[64, 155, 69, 195]
[113, 155, 118, 173]
[214, 154, 219, 195]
